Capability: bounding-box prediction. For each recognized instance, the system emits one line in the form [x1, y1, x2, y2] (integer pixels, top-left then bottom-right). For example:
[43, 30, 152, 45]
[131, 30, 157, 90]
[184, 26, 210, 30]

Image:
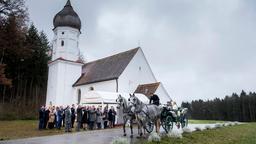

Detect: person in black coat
[108, 108, 113, 128]
[103, 106, 108, 129]
[82, 106, 88, 130]
[149, 93, 160, 106]
[76, 105, 83, 131]
[38, 105, 45, 130]
[71, 104, 76, 128]
[43, 107, 50, 129]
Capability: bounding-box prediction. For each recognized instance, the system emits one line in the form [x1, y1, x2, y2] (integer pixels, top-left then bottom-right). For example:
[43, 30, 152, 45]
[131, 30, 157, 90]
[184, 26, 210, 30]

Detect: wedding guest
[65, 105, 72, 132]
[48, 107, 55, 129]
[82, 106, 88, 130]
[43, 107, 50, 129]
[38, 105, 45, 130]
[71, 104, 76, 128]
[88, 106, 96, 130]
[76, 105, 83, 131]
[96, 107, 103, 129]
[56, 106, 62, 129]
[103, 106, 108, 129]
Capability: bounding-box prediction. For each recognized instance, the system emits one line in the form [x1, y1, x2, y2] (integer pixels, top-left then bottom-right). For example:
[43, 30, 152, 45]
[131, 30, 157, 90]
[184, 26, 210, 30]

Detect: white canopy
[81, 91, 149, 104]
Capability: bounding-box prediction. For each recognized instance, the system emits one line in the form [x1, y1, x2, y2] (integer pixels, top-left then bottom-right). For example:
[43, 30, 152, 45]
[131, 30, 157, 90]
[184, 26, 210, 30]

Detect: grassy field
[138, 123, 256, 144]
[0, 120, 65, 141]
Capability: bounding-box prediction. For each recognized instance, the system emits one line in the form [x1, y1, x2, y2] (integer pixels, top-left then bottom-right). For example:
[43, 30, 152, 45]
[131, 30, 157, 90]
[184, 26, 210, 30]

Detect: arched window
[61, 40, 64, 46]
[77, 89, 81, 104]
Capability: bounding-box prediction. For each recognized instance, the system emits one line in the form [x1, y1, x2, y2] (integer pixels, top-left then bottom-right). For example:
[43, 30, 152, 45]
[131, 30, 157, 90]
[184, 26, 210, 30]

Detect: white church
[46, 0, 171, 106]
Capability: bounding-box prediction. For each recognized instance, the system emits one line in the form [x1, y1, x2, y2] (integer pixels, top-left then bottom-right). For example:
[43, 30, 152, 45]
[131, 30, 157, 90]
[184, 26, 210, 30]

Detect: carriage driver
[149, 93, 160, 106]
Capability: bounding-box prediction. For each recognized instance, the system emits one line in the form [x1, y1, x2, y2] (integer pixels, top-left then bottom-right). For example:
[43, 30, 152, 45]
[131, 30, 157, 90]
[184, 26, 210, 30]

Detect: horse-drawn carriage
[116, 94, 189, 137]
[143, 105, 189, 133]
[160, 106, 188, 133]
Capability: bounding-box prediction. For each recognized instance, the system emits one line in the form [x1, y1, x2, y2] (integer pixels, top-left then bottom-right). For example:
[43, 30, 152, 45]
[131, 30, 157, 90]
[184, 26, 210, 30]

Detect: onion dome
[53, 0, 81, 31]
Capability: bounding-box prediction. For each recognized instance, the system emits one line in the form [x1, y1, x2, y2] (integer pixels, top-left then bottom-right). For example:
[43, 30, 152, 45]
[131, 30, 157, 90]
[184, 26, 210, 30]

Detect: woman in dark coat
[103, 106, 108, 129]
[108, 108, 113, 128]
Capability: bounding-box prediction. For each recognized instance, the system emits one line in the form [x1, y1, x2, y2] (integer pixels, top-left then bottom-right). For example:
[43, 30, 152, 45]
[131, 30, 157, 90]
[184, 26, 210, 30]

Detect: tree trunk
[2, 86, 6, 104]
[23, 79, 27, 105]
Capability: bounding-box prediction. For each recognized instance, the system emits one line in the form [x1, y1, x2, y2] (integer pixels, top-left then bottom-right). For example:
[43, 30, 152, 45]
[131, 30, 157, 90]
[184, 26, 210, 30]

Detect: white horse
[128, 94, 162, 137]
[116, 94, 136, 138]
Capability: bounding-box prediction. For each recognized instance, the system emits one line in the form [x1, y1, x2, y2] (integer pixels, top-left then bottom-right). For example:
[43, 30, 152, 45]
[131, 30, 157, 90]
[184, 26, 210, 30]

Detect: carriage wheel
[181, 116, 188, 128]
[145, 120, 154, 133]
[161, 117, 166, 130]
[163, 116, 173, 133]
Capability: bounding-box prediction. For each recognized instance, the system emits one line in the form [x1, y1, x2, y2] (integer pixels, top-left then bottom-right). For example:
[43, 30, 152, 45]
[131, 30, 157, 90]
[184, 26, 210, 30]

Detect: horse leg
[155, 119, 160, 134]
[136, 121, 143, 138]
[130, 119, 133, 138]
[123, 118, 127, 136]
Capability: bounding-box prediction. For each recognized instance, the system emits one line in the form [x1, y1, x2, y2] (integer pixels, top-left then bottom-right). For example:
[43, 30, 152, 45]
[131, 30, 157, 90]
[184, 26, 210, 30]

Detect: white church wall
[155, 83, 171, 104]
[118, 48, 157, 93]
[46, 62, 58, 106]
[46, 60, 82, 106]
[74, 79, 117, 104]
[118, 48, 171, 104]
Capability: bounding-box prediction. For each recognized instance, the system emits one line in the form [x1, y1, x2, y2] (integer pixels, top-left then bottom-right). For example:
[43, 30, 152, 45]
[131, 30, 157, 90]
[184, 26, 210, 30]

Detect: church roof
[134, 82, 160, 97]
[53, 0, 81, 30]
[73, 47, 140, 86]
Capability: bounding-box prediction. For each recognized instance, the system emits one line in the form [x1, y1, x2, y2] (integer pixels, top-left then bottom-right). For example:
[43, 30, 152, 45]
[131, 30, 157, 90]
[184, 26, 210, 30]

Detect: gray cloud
[26, 0, 256, 104]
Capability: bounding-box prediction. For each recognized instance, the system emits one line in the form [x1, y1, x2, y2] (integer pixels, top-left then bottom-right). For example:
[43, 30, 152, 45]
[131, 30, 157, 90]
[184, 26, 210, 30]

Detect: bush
[205, 125, 211, 130]
[148, 132, 161, 142]
[182, 127, 192, 133]
[195, 126, 202, 131]
[167, 130, 183, 139]
[0, 103, 37, 120]
[215, 123, 222, 128]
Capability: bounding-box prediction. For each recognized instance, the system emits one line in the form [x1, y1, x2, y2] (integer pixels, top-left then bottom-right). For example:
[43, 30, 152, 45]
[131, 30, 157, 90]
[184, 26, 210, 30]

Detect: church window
[62, 32, 65, 35]
[139, 66, 142, 71]
[77, 89, 81, 104]
[89, 87, 94, 91]
[61, 40, 64, 46]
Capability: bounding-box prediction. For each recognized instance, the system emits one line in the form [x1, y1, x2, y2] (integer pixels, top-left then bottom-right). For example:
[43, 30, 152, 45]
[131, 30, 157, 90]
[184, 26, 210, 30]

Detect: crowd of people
[38, 104, 117, 132]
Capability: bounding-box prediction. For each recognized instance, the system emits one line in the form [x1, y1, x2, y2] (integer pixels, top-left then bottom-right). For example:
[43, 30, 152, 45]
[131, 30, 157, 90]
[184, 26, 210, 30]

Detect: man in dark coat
[76, 105, 83, 131]
[149, 93, 160, 106]
[56, 107, 63, 129]
[71, 104, 76, 128]
[38, 105, 45, 130]
[61, 106, 65, 127]
[65, 106, 72, 132]
[43, 107, 50, 129]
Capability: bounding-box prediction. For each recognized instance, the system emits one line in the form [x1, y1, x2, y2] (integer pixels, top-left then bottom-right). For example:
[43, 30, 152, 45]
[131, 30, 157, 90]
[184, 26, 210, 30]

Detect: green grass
[138, 123, 256, 144]
[0, 120, 65, 141]
[189, 119, 226, 124]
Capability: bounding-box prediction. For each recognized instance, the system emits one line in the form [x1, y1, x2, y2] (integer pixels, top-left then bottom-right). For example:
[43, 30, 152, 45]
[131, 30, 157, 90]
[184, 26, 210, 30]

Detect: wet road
[0, 124, 216, 144]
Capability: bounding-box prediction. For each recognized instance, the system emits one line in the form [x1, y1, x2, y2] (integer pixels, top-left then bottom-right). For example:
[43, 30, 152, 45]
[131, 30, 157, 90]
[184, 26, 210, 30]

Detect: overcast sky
[26, 0, 256, 104]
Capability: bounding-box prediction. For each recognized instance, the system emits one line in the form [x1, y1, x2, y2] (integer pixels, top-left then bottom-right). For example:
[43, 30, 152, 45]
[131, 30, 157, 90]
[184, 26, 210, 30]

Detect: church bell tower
[46, 0, 83, 106]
